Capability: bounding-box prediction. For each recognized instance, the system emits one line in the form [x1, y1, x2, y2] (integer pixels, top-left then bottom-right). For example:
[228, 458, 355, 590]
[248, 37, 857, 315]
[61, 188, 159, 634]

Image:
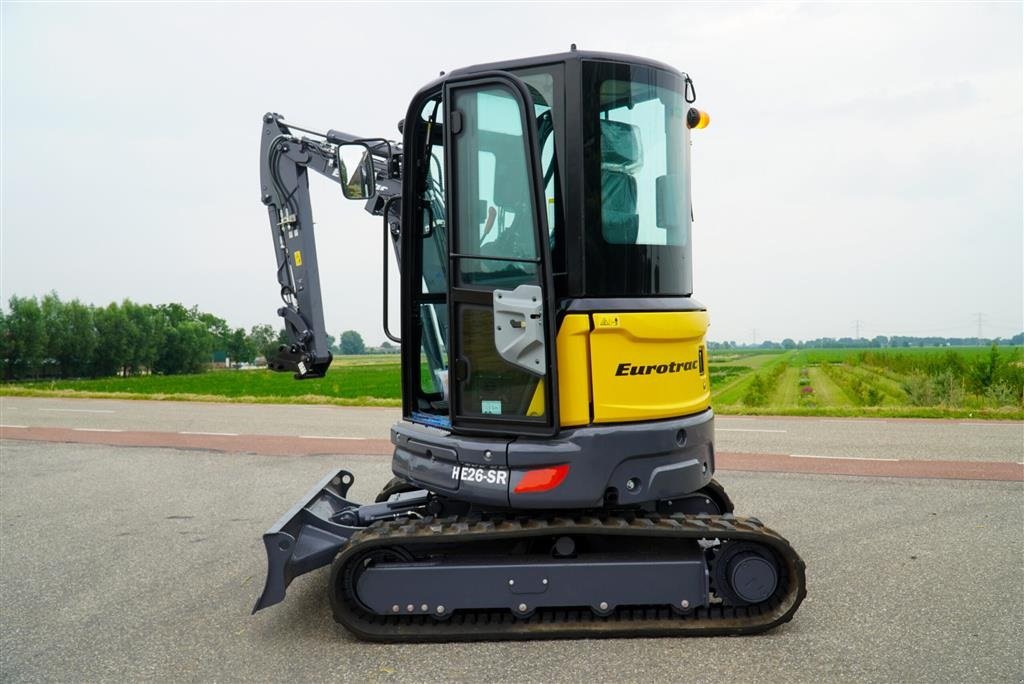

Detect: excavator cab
[400, 55, 701, 438]
[253, 50, 805, 641]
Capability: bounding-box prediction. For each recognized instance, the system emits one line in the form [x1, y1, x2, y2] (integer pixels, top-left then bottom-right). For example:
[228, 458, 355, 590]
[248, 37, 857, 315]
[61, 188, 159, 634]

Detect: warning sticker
[294, 250, 303, 267]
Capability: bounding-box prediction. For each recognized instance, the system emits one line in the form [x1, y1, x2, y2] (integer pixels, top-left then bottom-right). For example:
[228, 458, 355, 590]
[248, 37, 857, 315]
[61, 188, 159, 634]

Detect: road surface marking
[73, 428, 123, 433]
[0, 425, 28, 429]
[718, 428, 787, 434]
[299, 435, 368, 440]
[790, 454, 899, 462]
[959, 423, 1023, 428]
[179, 431, 239, 436]
[817, 419, 888, 424]
[40, 408, 115, 414]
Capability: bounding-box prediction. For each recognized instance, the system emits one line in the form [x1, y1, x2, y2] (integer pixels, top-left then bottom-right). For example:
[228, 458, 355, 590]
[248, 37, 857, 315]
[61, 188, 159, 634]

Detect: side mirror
[336, 142, 375, 200]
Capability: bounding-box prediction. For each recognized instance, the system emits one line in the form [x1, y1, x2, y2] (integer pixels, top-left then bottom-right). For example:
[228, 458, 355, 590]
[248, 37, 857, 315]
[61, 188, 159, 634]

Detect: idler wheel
[335, 546, 414, 615]
[712, 542, 780, 606]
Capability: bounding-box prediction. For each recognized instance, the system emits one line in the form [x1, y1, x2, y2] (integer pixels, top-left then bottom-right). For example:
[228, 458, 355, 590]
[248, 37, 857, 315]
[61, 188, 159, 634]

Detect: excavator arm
[258, 113, 401, 378]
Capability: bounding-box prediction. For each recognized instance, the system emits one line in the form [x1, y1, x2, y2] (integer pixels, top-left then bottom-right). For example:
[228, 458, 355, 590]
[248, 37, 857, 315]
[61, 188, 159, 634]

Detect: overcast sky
[2, 2, 1021, 344]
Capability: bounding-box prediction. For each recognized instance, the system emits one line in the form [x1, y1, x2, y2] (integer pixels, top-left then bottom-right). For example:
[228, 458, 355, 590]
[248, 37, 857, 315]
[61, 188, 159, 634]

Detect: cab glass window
[453, 86, 539, 288]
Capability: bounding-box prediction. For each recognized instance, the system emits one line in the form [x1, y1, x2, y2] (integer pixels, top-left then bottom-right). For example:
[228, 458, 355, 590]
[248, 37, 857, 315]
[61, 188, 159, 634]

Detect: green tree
[339, 330, 365, 355]
[153, 303, 211, 375]
[226, 327, 256, 367]
[248, 324, 278, 362]
[0, 309, 7, 375]
[41, 293, 68, 376]
[2, 295, 47, 379]
[93, 302, 131, 377]
[40, 293, 98, 378]
[156, 320, 210, 374]
[122, 300, 159, 375]
[196, 310, 231, 357]
[66, 299, 98, 377]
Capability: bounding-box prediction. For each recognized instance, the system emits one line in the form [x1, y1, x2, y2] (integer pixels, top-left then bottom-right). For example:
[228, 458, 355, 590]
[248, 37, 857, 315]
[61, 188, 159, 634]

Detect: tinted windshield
[583, 61, 693, 296]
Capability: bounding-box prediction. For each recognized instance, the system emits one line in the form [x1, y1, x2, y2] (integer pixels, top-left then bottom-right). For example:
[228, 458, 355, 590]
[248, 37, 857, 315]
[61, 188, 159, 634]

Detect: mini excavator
[253, 49, 806, 641]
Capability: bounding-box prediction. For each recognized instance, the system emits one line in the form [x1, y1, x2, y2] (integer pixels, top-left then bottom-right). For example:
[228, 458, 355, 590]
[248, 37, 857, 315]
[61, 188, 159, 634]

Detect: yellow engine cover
[557, 311, 710, 426]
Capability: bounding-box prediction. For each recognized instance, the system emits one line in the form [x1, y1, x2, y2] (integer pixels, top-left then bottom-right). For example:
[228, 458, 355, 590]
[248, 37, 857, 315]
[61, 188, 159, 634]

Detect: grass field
[4, 348, 1022, 419]
[2, 355, 403, 407]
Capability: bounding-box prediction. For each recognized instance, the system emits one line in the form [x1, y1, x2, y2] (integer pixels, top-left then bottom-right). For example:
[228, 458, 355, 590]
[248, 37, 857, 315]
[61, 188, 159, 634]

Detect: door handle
[492, 284, 545, 376]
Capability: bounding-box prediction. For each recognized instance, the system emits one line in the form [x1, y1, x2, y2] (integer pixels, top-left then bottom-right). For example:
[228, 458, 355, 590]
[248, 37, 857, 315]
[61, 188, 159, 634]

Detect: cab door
[443, 73, 559, 436]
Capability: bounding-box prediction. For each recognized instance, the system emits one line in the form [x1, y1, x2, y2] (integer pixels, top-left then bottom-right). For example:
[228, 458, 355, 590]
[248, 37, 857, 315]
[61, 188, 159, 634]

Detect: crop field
[4, 347, 1022, 419]
[709, 346, 1024, 419]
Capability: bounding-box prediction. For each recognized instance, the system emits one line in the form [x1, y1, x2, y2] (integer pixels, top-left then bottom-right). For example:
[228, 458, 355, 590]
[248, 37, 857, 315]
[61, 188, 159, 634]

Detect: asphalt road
[2, 396, 1022, 462]
[2, 439, 1022, 682]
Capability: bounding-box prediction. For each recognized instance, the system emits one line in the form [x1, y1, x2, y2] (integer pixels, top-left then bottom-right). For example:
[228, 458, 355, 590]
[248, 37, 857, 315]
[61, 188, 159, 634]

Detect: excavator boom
[258, 113, 400, 378]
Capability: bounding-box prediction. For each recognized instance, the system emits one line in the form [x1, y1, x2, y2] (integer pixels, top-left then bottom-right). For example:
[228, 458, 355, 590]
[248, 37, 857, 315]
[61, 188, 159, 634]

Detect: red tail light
[513, 464, 569, 494]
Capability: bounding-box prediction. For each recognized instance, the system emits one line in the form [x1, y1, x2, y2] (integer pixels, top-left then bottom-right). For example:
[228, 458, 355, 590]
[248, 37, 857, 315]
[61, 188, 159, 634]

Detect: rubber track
[329, 512, 806, 642]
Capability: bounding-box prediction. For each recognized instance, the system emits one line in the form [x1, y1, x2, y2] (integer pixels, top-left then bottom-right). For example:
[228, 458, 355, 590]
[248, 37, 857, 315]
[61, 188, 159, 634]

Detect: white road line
[718, 428, 787, 434]
[179, 431, 239, 436]
[959, 423, 1023, 428]
[73, 428, 123, 433]
[790, 454, 899, 462]
[817, 419, 888, 425]
[0, 425, 29, 429]
[298, 435, 368, 440]
[39, 408, 115, 414]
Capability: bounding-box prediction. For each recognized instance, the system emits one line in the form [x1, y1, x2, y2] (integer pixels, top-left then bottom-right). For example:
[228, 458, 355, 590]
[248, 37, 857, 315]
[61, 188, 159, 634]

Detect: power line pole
[751, 328, 757, 347]
[853, 319, 863, 339]
[974, 312, 985, 340]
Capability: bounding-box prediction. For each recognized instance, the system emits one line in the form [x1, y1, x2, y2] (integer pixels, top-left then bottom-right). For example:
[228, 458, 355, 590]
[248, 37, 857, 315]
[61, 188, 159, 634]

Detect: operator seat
[486, 152, 534, 261]
[600, 119, 641, 245]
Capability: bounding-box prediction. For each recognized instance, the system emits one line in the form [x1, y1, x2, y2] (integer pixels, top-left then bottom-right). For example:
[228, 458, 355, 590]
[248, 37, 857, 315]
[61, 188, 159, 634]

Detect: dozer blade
[252, 469, 362, 613]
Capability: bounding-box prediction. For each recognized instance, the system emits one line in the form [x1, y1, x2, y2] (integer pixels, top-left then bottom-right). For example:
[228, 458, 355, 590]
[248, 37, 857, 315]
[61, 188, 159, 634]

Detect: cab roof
[445, 49, 685, 79]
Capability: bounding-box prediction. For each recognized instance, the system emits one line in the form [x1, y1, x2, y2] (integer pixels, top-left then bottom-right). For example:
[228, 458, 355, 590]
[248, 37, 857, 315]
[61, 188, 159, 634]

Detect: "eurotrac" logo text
[615, 360, 700, 376]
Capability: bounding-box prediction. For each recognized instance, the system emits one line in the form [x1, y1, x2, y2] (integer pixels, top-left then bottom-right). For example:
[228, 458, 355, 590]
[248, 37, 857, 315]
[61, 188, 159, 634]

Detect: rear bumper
[509, 408, 716, 508]
[391, 409, 716, 509]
